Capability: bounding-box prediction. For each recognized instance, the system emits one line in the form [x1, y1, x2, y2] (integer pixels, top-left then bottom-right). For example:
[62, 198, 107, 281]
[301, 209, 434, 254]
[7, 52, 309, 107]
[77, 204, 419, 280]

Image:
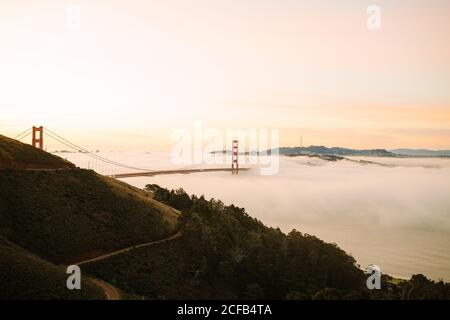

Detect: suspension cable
[46, 128, 154, 171]
[17, 131, 32, 141]
[13, 127, 32, 140]
[46, 132, 146, 171]
[44, 129, 155, 172]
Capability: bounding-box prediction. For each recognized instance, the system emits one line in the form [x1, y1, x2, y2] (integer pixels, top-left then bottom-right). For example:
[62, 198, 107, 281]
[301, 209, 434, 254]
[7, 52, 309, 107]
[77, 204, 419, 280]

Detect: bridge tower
[32, 126, 44, 149]
[232, 139, 239, 174]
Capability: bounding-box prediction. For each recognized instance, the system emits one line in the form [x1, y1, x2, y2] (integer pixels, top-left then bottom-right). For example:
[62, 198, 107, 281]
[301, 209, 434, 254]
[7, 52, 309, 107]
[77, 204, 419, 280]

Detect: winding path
[89, 278, 121, 300]
[73, 231, 183, 300]
[75, 231, 183, 266]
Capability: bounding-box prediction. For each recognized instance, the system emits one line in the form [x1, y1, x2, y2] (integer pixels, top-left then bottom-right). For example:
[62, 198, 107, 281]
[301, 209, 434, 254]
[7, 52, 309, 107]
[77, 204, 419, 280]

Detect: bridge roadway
[109, 167, 249, 178]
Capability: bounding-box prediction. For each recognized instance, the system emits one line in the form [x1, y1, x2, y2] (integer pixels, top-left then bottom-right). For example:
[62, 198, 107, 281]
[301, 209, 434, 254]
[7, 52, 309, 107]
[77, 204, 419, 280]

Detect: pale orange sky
[1, 0, 449, 150]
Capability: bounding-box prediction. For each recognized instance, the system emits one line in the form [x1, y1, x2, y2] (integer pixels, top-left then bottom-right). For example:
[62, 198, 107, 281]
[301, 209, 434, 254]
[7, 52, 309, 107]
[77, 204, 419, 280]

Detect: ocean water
[60, 152, 450, 281]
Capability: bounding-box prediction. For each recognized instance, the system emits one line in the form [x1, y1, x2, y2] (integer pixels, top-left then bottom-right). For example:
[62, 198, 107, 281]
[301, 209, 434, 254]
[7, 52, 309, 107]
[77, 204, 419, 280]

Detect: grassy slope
[0, 134, 74, 169]
[99, 175, 180, 228]
[0, 169, 180, 264]
[0, 136, 182, 299]
[84, 238, 204, 299]
[0, 235, 104, 300]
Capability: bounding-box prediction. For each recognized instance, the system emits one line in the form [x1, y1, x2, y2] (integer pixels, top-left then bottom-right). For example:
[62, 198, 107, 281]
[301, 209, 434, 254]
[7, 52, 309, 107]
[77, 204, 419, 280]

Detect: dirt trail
[89, 278, 120, 300]
[75, 231, 182, 266]
[72, 231, 183, 300]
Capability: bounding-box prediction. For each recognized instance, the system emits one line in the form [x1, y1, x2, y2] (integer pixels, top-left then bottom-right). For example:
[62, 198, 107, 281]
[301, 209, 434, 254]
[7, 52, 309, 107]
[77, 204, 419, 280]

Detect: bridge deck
[109, 167, 249, 178]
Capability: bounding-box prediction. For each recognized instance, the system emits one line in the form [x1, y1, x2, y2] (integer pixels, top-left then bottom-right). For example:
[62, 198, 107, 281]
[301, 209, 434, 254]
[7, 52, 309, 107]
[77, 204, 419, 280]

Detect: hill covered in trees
[84, 184, 450, 300]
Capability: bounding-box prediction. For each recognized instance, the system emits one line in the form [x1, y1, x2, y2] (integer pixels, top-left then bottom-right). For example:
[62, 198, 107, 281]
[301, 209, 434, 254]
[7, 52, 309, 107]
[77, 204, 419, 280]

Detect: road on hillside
[89, 278, 120, 300]
[75, 231, 183, 266]
[77, 231, 182, 300]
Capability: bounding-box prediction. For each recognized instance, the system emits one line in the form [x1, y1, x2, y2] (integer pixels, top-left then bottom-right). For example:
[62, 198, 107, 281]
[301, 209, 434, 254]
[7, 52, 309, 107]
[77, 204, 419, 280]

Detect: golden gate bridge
[13, 126, 245, 178]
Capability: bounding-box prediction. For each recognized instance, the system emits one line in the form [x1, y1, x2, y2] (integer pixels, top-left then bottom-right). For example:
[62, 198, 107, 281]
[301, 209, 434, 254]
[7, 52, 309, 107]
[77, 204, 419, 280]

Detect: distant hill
[276, 146, 395, 157]
[215, 145, 450, 158]
[390, 149, 450, 157]
[213, 146, 395, 157]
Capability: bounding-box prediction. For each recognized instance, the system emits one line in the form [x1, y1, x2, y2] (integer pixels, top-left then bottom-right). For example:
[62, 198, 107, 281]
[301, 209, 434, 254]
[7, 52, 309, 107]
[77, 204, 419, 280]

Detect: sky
[0, 0, 449, 150]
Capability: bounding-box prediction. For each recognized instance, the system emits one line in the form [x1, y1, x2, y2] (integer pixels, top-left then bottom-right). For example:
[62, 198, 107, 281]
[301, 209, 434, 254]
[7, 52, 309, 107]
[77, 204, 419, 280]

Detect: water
[60, 152, 450, 281]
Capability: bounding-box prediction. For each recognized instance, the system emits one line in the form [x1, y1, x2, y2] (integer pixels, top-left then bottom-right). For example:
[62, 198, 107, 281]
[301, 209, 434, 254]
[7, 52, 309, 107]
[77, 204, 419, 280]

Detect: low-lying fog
[62, 151, 450, 281]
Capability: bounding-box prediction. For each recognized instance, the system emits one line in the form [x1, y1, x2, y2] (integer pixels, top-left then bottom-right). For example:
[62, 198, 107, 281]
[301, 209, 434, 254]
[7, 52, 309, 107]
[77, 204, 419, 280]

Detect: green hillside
[0, 135, 181, 299]
[0, 168, 180, 264]
[0, 134, 74, 169]
[85, 185, 366, 299]
[0, 235, 104, 300]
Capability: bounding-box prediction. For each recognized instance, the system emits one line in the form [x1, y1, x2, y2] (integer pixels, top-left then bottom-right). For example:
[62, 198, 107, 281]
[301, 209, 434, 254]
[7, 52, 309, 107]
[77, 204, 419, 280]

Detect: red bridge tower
[32, 126, 44, 149]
